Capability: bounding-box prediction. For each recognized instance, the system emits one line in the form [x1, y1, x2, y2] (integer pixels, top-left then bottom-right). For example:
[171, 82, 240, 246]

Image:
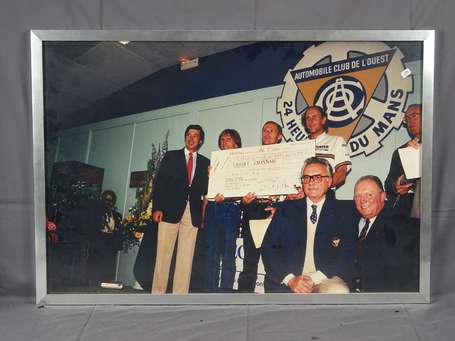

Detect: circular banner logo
[277, 42, 413, 157]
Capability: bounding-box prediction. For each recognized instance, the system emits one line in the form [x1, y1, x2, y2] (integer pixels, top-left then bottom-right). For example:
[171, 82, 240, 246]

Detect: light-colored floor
[1, 293, 453, 341]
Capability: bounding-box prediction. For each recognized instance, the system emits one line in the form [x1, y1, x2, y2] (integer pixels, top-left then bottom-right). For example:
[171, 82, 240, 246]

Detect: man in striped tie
[353, 175, 419, 292]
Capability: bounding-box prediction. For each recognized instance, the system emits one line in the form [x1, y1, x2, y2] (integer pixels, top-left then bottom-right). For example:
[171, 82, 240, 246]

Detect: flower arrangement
[46, 217, 59, 243]
[121, 131, 169, 250]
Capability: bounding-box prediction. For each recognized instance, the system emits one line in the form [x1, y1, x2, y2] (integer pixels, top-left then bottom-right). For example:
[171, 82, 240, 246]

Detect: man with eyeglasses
[261, 157, 356, 293]
[385, 104, 422, 218]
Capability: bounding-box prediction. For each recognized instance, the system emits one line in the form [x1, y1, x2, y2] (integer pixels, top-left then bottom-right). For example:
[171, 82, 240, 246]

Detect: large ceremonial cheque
[208, 140, 315, 198]
[31, 30, 434, 305]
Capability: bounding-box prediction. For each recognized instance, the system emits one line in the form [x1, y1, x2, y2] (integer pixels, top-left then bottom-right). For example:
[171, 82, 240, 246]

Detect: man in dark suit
[151, 124, 210, 294]
[353, 175, 419, 292]
[262, 157, 356, 293]
[238, 121, 283, 292]
[86, 190, 123, 287]
[385, 104, 422, 218]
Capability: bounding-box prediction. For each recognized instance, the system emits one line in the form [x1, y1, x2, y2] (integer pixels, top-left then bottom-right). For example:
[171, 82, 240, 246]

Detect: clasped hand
[288, 275, 314, 293]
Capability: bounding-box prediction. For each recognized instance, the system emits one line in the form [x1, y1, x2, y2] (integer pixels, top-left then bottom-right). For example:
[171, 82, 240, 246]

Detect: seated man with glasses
[385, 104, 422, 219]
[261, 157, 356, 293]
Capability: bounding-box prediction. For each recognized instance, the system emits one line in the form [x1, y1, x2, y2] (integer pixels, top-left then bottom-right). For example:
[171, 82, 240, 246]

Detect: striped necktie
[358, 219, 370, 241]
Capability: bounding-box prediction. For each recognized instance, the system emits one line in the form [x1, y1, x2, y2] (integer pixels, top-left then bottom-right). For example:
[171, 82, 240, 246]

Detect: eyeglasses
[404, 111, 421, 123]
[301, 174, 330, 184]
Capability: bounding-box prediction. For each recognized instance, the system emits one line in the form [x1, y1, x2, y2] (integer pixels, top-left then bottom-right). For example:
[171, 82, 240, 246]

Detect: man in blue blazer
[151, 124, 210, 294]
[262, 157, 356, 293]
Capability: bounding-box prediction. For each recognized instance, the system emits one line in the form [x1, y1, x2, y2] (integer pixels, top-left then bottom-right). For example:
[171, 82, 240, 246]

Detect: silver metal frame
[31, 30, 434, 305]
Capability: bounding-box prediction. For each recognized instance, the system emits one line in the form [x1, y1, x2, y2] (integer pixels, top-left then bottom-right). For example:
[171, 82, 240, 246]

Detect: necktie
[187, 152, 193, 185]
[358, 219, 370, 241]
[310, 204, 318, 224]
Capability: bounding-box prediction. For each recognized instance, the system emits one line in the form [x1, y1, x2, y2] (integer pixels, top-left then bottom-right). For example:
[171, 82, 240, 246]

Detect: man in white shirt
[261, 157, 356, 293]
[302, 106, 352, 189]
[353, 175, 419, 292]
[151, 125, 210, 294]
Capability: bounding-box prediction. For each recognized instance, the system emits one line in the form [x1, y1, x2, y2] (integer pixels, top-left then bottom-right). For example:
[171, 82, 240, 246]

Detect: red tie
[187, 152, 193, 185]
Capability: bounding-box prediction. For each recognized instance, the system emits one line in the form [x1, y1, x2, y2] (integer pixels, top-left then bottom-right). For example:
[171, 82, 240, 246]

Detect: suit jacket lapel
[364, 215, 385, 244]
[193, 152, 201, 184]
[179, 148, 189, 184]
[298, 200, 308, 264]
[316, 197, 333, 234]
[312, 198, 331, 264]
[301, 199, 308, 238]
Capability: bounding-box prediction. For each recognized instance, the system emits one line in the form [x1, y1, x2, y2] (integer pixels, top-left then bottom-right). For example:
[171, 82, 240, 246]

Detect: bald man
[352, 175, 419, 292]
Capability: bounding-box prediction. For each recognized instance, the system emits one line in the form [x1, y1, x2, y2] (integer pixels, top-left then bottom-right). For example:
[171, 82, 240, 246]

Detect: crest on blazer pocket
[331, 236, 341, 248]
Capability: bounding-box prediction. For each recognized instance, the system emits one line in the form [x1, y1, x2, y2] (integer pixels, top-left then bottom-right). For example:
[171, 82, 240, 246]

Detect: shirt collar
[358, 215, 377, 238]
[306, 196, 326, 208]
[361, 215, 377, 226]
[184, 148, 197, 157]
[312, 131, 327, 141]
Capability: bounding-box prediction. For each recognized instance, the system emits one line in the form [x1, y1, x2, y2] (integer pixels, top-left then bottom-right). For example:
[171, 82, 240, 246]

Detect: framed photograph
[32, 30, 434, 305]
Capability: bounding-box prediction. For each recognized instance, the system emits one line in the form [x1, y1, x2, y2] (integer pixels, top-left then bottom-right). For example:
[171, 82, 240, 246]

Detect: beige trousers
[152, 203, 198, 294]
